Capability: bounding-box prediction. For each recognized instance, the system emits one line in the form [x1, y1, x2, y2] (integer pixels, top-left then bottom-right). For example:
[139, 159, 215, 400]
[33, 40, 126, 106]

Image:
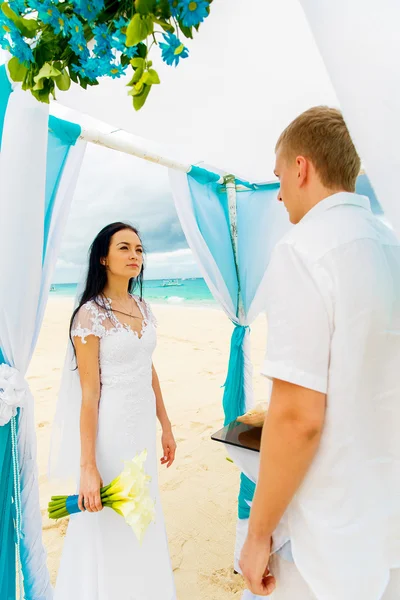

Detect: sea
[49, 277, 216, 307]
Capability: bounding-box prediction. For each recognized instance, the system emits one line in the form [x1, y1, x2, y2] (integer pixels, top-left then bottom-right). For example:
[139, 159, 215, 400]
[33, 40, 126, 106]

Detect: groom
[239, 107, 400, 599]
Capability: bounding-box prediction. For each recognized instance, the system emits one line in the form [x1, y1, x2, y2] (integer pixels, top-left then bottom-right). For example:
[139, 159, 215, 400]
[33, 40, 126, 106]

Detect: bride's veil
[48, 262, 89, 482]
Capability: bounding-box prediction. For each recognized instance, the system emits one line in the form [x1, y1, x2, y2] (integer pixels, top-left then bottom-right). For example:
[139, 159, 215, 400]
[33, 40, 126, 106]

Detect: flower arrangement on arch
[0, 0, 212, 110]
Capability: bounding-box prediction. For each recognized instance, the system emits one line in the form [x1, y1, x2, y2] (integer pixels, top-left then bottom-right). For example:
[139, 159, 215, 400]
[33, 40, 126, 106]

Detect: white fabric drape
[169, 169, 277, 571]
[0, 85, 86, 598]
[299, 0, 400, 234]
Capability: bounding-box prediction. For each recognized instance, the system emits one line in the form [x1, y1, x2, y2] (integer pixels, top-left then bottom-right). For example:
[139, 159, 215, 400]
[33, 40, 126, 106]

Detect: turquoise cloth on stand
[238, 473, 256, 520]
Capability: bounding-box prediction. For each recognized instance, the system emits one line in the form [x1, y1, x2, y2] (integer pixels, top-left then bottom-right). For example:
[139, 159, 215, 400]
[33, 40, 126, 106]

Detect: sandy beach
[29, 297, 267, 600]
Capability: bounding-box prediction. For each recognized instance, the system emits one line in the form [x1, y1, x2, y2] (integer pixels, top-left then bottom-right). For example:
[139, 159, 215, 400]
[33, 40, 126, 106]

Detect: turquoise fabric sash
[222, 324, 255, 519]
[0, 358, 16, 599]
[222, 323, 248, 426]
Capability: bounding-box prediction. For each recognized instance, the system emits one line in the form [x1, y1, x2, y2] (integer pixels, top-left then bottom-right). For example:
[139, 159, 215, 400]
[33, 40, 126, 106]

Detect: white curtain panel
[299, 0, 400, 234]
[0, 83, 86, 598]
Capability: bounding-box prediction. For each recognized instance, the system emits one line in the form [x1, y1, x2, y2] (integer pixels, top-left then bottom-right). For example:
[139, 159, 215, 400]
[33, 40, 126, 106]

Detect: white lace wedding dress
[54, 295, 176, 600]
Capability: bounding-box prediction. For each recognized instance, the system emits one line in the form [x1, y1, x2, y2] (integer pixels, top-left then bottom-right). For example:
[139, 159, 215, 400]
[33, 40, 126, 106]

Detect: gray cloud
[55, 142, 190, 281]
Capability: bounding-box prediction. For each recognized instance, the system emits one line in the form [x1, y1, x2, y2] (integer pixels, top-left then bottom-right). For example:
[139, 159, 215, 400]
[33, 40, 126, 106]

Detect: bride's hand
[79, 465, 103, 512]
[161, 429, 176, 468]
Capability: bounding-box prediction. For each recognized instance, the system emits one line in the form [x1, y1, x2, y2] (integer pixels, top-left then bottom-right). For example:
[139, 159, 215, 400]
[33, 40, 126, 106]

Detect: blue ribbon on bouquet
[65, 495, 81, 515]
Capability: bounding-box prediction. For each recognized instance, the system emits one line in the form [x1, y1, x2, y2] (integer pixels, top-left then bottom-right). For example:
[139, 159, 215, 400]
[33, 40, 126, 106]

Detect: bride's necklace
[106, 294, 138, 320]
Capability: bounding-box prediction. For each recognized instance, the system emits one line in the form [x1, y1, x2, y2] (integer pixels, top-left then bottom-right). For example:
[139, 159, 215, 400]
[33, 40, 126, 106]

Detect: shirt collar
[300, 192, 371, 224]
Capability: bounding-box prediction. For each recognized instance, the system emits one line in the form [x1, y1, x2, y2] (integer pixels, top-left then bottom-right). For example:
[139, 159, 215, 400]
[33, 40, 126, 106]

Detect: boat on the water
[161, 279, 183, 287]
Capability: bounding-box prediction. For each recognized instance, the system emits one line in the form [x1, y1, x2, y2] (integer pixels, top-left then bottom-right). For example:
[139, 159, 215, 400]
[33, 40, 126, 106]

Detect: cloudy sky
[54, 142, 202, 282]
[52, 0, 338, 283]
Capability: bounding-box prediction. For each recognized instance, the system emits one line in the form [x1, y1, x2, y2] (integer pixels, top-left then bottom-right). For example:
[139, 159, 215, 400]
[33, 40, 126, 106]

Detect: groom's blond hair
[276, 106, 361, 192]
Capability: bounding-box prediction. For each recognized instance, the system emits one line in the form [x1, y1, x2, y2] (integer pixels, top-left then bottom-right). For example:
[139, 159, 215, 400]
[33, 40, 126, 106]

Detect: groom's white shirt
[261, 192, 400, 600]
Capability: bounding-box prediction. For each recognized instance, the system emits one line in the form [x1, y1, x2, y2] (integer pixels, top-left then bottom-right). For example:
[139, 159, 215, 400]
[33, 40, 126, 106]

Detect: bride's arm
[152, 363, 176, 467]
[74, 335, 103, 512]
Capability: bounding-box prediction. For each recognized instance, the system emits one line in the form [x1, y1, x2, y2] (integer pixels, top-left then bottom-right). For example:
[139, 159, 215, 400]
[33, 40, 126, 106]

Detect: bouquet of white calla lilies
[48, 450, 155, 543]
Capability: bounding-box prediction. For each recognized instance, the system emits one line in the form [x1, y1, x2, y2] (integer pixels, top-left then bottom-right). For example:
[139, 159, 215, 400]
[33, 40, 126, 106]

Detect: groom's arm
[248, 379, 326, 543]
[249, 243, 331, 541]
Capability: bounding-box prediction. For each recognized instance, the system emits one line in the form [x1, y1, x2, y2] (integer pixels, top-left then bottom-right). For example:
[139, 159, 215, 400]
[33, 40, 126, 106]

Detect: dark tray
[211, 420, 261, 453]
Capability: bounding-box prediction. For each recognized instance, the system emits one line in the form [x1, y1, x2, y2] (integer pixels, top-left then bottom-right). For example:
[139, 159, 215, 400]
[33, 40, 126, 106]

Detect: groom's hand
[239, 535, 276, 596]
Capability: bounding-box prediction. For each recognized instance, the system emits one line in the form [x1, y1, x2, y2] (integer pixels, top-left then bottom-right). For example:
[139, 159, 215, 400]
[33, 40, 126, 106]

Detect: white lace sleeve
[141, 298, 157, 328]
[71, 300, 108, 344]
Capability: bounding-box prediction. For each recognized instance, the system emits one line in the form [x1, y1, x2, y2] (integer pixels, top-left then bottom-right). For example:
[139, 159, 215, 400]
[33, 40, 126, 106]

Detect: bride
[51, 222, 177, 600]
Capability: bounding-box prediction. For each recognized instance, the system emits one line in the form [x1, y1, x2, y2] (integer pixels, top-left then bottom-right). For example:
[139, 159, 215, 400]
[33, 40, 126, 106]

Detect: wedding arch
[0, 0, 399, 597]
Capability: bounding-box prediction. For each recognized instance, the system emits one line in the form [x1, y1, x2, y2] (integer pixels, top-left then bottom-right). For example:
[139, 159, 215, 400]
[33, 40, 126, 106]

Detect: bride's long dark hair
[69, 222, 145, 345]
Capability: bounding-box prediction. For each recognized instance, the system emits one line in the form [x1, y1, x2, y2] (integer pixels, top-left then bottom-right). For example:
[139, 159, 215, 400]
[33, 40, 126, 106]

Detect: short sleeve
[71, 301, 107, 344]
[262, 243, 331, 394]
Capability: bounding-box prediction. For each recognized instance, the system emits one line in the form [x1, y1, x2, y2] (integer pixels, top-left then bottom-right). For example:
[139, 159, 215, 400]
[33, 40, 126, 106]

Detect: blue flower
[33, 0, 65, 35]
[0, 13, 33, 65]
[12, 33, 34, 65]
[108, 62, 127, 79]
[9, 0, 28, 15]
[93, 23, 111, 56]
[178, 0, 208, 27]
[65, 15, 89, 58]
[111, 17, 138, 58]
[73, 0, 104, 23]
[0, 14, 16, 51]
[159, 32, 188, 67]
[75, 56, 100, 80]
[77, 55, 109, 80]
[169, 0, 179, 17]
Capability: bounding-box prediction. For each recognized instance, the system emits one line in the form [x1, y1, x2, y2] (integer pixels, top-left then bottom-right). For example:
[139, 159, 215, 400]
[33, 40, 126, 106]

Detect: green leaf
[31, 84, 51, 104]
[178, 23, 193, 39]
[68, 66, 79, 84]
[1, 4, 38, 38]
[126, 14, 153, 47]
[17, 17, 38, 38]
[143, 68, 160, 85]
[34, 62, 61, 84]
[137, 42, 148, 59]
[54, 69, 71, 91]
[134, 0, 156, 15]
[134, 80, 144, 94]
[8, 57, 28, 83]
[132, 66, 144, 84]
[130, 57, 145, 69]
[133, 83, 151, 111]
[33, 78, 45, 91]
[155, 0, 172, 19]
[1, 3, 18, 22]
[153, 17, 174, 33]
[120, 54, 131, 67]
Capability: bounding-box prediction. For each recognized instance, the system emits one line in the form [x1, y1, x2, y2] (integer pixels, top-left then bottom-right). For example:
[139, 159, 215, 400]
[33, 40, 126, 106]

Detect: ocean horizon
[49, 277, 216, 306]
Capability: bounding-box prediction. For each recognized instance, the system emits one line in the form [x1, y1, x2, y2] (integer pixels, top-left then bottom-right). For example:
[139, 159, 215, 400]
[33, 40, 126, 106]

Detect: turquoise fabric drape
[238, 473, 256, 520]
[0, 423, 15, 600]
[0, 348, 15, 600]
[222, 324, 248, 426]
[222, 325, 254, 519]
[0, 65, 12, 149]
[0, 65, 82, 599]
